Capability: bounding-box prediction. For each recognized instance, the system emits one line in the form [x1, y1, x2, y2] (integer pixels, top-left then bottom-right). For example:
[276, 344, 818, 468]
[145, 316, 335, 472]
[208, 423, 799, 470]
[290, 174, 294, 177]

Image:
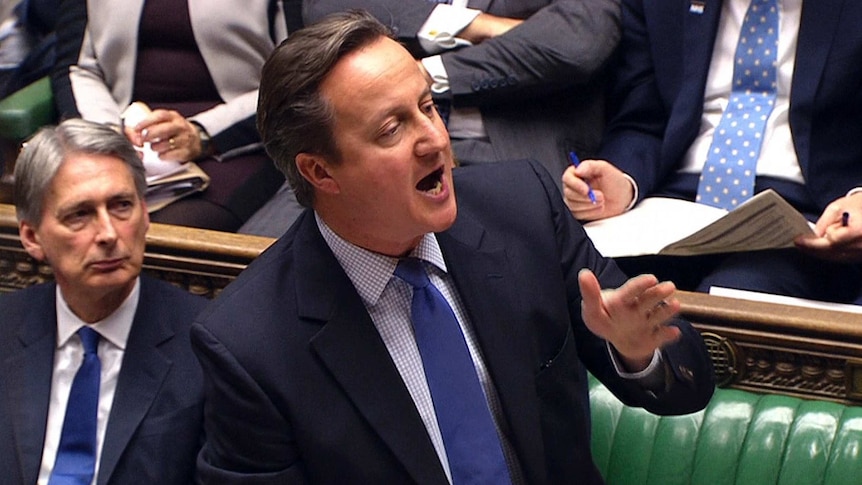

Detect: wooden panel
[3, 202, 861, 403]
[677, 291, 862, 404]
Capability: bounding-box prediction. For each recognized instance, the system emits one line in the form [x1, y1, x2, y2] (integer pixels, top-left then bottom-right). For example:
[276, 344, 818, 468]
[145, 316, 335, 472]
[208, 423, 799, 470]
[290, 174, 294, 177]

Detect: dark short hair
[257, 10, 393, 208]
[14, 118, 146, 225]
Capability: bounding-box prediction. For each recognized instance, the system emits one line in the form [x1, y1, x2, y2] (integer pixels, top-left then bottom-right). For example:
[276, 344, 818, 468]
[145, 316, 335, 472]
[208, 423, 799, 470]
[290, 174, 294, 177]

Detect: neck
[60, 282, 135, 323]
[315, 208, 421, 258]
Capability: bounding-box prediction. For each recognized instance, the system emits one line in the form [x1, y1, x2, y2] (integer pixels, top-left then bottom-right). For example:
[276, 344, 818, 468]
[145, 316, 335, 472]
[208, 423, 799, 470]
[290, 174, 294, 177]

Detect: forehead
[320, 37, 427, 117]
[47, 153, 137, 204]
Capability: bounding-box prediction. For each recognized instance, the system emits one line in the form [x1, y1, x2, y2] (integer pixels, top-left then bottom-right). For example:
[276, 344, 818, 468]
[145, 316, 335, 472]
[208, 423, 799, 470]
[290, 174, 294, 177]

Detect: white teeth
[427, 180, 443, 195]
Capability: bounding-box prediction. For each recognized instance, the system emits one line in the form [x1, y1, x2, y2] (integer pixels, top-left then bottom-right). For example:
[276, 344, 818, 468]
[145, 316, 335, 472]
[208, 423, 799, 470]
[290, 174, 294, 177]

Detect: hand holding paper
[121, 102, 210, 212]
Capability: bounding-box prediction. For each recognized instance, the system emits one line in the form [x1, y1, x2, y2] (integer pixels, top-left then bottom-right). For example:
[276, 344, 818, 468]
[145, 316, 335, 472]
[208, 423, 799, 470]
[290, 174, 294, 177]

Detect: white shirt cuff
[422, 56, 450, 94]
[622, 173, 639, 211]
[607, 342, 662, 380]
[417, 4, 480, 55]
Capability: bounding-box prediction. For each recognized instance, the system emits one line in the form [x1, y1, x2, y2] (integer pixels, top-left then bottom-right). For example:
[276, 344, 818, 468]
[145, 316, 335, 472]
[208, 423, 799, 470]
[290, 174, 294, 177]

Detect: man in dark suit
[305, 0, 619, 182]
[561, 0, 862, 302]
[0, 118, 207, 484]
[191, 11, 714, 483]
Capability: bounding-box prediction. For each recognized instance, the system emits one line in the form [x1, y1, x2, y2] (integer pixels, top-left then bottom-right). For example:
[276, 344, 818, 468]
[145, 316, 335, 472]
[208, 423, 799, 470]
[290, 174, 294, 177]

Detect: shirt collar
[315, 213, 448, 306]
[55, 277, 140, 350]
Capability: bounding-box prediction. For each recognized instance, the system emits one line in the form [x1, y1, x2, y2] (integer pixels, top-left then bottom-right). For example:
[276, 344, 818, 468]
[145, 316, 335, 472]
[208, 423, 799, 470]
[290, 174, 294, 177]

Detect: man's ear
[19, 220, 46, 262]
[140, 198, 150, 231]
[296, 152, 340, 195]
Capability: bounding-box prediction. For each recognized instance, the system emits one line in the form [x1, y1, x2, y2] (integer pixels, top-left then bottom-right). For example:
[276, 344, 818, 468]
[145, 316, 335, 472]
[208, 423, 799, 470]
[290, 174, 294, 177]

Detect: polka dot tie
[697, 0, 778, 210]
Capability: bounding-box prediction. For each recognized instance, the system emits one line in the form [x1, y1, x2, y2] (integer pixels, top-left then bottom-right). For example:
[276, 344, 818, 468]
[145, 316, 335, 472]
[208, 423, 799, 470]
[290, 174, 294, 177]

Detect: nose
[415, 111, 450, 158]
[94, 209, 118, 245]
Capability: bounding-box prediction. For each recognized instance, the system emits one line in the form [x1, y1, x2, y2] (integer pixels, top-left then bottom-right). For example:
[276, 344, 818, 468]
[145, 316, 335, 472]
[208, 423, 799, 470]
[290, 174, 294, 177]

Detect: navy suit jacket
[191, 160, 714, 483]
[600, 0, 862, 216]
[0, 275, 207, 485]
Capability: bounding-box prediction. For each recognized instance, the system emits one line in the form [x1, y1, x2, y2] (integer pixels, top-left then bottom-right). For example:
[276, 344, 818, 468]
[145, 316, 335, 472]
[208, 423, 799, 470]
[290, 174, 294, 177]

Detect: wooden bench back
[2, 203, 862, 404]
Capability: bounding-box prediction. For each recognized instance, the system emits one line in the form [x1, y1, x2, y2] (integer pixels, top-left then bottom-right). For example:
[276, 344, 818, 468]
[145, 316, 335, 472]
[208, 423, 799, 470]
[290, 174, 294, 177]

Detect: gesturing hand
[578, 269, 682, 372]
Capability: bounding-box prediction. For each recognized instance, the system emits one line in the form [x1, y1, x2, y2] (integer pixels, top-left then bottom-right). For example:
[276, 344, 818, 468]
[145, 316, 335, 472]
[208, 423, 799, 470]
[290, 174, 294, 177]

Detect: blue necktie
[50, 327, 101, 485]
[395, 258, 512, 484]
[697, 0, 779, 210]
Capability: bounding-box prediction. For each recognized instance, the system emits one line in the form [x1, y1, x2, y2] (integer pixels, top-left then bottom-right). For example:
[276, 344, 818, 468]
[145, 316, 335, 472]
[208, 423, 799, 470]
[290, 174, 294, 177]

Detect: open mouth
[417, 167, 444, 195]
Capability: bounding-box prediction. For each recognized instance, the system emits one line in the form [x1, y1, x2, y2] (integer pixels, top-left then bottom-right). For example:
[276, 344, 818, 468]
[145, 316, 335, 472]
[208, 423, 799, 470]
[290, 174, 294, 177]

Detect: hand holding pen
[569, 152, 597, 204]
[795, 193, 862, 262]
[561, 156, 637, 221]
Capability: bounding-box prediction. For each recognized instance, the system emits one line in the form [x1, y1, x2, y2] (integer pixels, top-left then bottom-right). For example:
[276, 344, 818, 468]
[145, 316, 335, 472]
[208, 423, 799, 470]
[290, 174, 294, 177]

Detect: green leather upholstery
[589, 375, 862, 485]
[0, 76, 55, 141]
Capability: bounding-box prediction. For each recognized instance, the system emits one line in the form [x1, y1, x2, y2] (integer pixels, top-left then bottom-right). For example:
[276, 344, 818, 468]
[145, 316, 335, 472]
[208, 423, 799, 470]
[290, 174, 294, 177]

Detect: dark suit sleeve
[305, 0, 619, 107]
[596, 0, 670, 200]
[191, 323, 310, 484]
[50, 0, 87, 119]
[440, 0, 620, 107]
[529, 159, 714, 414]
[304, 0, 435, 45]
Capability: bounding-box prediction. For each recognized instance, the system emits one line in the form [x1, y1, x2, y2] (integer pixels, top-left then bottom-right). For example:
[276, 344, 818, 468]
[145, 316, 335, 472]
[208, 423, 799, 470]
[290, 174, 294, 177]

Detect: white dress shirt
[38, 279, 140, 485]
[315, 213, 661, 482]
[315, 214, 524, 484]
[680, 0, 803, 183]
[418, 2, 488, 139]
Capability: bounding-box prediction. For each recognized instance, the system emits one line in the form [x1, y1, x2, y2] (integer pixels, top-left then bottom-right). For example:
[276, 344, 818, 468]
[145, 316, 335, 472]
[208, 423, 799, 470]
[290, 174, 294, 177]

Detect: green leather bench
[0, 76, 56, 201]
[589, 375, 862, 484]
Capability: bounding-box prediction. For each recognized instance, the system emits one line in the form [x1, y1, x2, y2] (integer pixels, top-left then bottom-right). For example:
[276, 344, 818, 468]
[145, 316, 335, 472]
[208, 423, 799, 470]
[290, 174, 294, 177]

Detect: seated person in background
[562, 0, 862, 304]
[0, 119, 207, 484]
[305, 0, 620, 181]
[191, 11, 714, 483]
[51, 0, 300, 233]
[0, 0, 60, 98]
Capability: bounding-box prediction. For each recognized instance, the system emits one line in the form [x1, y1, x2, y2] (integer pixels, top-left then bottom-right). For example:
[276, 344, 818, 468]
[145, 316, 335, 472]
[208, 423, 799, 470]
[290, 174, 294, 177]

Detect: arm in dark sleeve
[441, 0, 620, 107]
[531, 158, 714, 414]
[50, 0, 87, 119]
[597, 0, 672, 200]
[191, 323, 309, 484]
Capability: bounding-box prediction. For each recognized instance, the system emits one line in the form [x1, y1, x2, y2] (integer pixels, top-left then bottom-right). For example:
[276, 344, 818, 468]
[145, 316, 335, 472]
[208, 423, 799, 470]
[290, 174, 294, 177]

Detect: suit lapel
[297, 218, 448, 483]
[98, 278, 172, 484]
[790, 0, 843, 171]
[5, 287, 57, 484]
[437, 212, 547, 483]
[793, 0, 841, 104]
[674, 0, 723, 132]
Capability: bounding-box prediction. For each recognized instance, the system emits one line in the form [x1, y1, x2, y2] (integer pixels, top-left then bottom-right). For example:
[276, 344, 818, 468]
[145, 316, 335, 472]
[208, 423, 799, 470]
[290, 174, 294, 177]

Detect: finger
[638, 280, 678, 311]
[813, 204, 842, 235]
[613, 273, 660, 307]
[652, 324, 682, 347]
[577, 269, 603, 315]
[644, 296, 680, 323]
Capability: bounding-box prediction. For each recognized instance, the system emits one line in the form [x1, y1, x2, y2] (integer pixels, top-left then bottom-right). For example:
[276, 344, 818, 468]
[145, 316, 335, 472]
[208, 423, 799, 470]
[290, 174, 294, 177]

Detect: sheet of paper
[583, 197, 729, 257]
[121, 101, 186, 182]
[583, 190, 814, 258]
[709, 286, 862, 314]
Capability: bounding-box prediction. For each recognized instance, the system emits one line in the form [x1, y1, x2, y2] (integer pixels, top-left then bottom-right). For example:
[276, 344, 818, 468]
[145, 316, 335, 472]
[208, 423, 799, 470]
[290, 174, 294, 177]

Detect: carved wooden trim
[3, 202, 862, 404]
[679, 291, 862, 405]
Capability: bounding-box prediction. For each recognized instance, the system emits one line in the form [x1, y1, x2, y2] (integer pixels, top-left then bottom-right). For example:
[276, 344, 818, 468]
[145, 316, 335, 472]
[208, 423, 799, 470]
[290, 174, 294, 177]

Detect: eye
[378, 120, 401, 142]
[421, 100, 437, 119]
[63, 208, 92, 230]
[109, 198, 136, 217]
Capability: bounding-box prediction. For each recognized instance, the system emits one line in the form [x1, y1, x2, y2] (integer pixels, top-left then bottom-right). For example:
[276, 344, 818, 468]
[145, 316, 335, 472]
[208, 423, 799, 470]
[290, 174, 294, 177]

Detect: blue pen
[568, 151, 597, 204]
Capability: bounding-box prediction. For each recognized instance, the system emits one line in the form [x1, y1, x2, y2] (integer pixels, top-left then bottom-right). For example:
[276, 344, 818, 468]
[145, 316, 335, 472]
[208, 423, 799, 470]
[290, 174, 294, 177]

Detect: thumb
[573, 159, 602, 180]
[578, 269, 605, 322]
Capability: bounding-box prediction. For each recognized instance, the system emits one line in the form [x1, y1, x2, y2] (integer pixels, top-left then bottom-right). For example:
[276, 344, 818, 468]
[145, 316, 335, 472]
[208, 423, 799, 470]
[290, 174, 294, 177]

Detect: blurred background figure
[52, 0, 302, 232]
[0, 0, 57, 98]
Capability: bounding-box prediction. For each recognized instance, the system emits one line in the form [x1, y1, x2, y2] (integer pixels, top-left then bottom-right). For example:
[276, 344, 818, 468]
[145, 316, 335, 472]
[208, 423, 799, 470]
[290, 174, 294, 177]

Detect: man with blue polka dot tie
[561, 0, 862, 305]
[697, 0, 778, 210]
